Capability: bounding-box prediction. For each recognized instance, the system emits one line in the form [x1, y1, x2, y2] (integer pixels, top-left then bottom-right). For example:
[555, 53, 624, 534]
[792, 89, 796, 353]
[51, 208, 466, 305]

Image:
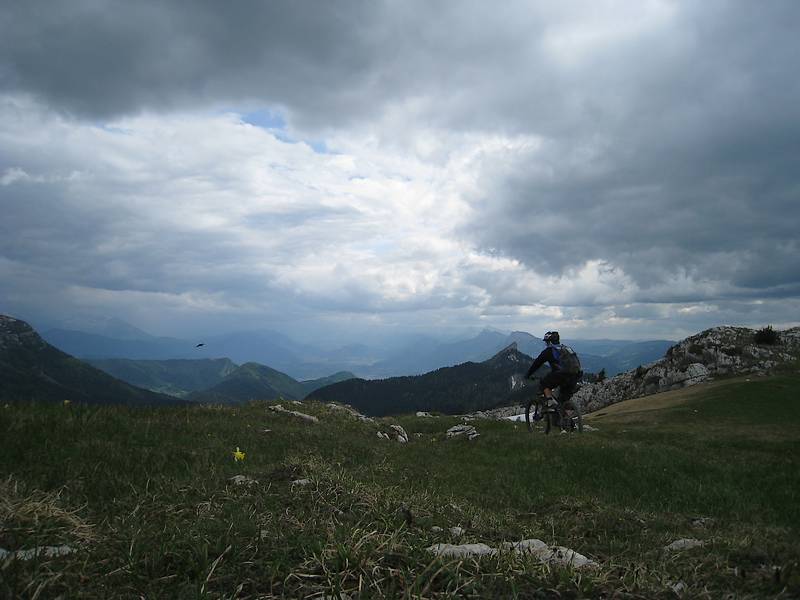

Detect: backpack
[555, 344, 582, 374]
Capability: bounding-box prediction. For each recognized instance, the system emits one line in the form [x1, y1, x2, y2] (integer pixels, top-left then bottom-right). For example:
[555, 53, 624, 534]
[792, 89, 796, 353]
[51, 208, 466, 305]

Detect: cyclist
[525, 331, 582, 430]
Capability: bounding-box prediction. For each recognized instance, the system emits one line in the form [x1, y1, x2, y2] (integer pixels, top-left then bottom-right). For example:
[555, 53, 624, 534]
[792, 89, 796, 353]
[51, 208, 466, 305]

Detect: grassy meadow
[1, 375, 799, 598]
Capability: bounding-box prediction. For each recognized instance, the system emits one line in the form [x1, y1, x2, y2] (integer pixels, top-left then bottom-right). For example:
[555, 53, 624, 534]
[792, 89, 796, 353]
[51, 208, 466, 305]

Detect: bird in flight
[195, 343, 205, 348]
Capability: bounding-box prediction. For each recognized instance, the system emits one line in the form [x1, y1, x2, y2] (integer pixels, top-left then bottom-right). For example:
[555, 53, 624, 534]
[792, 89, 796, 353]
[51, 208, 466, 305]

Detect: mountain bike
[525, 388, 583, 434]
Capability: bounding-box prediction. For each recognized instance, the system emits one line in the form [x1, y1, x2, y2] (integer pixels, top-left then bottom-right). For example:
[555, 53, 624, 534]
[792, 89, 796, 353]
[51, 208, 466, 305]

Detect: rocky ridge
[573, 326, 800, 413]
[0, 315, 47, 352]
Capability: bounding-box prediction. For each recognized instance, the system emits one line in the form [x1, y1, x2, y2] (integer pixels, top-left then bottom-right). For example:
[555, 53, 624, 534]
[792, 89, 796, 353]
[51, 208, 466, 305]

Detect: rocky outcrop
[0, 315, 48, 352]
[268, 404, 319, 423]
[446, 424, 480, 440]
[462, 404, 527, 420]
[327, 402, 374, 423]
[574, 326, 800, 413]
[0, 544, 77, 561]
[376, 423, 409, 442]
[427, 538, 599, 569]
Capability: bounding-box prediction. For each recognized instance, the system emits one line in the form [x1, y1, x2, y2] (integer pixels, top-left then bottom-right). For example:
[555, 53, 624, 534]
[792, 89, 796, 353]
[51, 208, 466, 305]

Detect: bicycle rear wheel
[561, 400, 583, 433]
[525, 399, 542, 433]
[544, 410, 554, 434]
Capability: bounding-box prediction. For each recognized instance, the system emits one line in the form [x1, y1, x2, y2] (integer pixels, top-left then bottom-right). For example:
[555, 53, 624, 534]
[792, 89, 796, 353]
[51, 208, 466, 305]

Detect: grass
[1, 376, 799, 598]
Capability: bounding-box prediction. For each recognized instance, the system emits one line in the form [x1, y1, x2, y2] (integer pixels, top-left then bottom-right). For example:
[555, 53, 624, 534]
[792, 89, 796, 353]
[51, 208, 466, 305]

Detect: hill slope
[87, 357, 239, 397]
[187, 362, 356, 404]
[575, 325, 800, 413]
[307, 343, 545, 416]
[0, 315, 183, 405]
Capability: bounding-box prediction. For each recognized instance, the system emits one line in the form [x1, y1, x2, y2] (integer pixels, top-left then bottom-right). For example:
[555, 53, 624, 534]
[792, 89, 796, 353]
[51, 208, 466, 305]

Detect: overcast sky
[1, 0, 799, 344]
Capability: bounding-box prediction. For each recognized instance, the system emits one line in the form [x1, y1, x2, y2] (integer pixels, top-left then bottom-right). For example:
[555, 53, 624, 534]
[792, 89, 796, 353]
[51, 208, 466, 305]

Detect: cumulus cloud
[1, 1, 799, 340]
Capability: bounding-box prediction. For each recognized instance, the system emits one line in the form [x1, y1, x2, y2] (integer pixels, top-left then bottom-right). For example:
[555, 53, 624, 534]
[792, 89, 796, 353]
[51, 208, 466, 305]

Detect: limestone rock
[0, 544, 76, 560]
[671, 581, 687, 595]
[501, 538, 549, 557]
[547, 546, 600, 569]
[427, 543, 496, 558]
[230, 475, 257, 486]
[268, 404, 319, 423]
[571, 326, 800, 414]
[664, 538, 704, 551]
[328, 403, 373, 422]
[428, 538, 600, 569]
[447, 424, 479, 440]
[390, 424, 409, 443]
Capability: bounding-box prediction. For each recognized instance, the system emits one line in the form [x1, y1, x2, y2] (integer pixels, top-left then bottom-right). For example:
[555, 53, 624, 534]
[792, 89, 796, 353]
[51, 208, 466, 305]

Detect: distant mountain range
[42, 318, 674, 380]
[88, 357, 355, 402]
[2, 314, 355, 405]
[0, 315, 182, 406]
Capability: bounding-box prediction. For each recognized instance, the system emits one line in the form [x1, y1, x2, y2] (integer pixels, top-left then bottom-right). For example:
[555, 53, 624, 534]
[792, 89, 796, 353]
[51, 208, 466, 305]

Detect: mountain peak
[0, 314, 46, 352]
[486, 342, 526, 366]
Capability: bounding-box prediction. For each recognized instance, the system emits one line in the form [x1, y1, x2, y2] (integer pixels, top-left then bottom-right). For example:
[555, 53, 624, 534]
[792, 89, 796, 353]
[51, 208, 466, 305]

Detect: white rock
[376, 432, 390, 441]
[547, 546, 600, 569]
[328, 403, 370, 420]
[229, 475, 257, 486]
[291, 478, 312, 486]
[501, 539, 550, 558]
[671, 581, 687, 595]
[664, 538, 704, 551]
[390, 424, 409, 443]
[4, 545, 76, 561]
[449, 526, 464, 537]
[427, 543, 496, 558]
[582, 424, 599, 432]
[447, 424, 478, 439]
[268, 404, 319, 423]
[416, 411, 434, 417]
[431, 526, 443, 533]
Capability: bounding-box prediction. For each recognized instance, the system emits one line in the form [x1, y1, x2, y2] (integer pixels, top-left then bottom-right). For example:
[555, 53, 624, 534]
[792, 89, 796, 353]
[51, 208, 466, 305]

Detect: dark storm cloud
[2, 0, 799, 336]
[1, 0, 385, 126]
[456, 3, 800, 303]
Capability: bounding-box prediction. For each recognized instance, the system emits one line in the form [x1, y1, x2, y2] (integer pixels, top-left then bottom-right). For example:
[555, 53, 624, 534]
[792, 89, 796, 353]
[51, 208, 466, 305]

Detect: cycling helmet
[543, 331, 560, 345]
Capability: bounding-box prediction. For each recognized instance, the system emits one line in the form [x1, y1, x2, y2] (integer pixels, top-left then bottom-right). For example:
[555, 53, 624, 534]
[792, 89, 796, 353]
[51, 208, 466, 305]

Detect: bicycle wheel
[544, 408, 557, 435]
[525, 399, 541, 433]
[561, 400, 583, 433]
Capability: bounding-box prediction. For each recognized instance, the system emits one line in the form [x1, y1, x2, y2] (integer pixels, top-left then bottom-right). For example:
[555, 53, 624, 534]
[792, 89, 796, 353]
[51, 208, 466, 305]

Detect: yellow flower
[233, 447, 246, 462]
[63, 400, 72, 407]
